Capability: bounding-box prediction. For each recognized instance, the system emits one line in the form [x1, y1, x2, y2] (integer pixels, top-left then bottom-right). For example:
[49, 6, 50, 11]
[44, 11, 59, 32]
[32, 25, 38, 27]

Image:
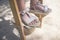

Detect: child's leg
[39, 0, 43, 3]
[16, 0, 25, 11]
[30, 0, 39, 9]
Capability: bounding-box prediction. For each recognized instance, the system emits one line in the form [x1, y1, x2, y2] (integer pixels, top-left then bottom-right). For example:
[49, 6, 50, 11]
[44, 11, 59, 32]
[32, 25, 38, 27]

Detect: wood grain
[9, 0, 26, 40]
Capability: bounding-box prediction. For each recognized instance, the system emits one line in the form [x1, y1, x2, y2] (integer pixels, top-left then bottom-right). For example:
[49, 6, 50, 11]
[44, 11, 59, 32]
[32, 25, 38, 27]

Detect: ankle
[30, 1, 41, 9]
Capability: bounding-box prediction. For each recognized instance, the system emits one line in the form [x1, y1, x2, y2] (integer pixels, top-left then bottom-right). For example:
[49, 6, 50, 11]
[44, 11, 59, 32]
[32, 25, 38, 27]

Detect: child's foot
[30, 1, 51, 13]
[20, 9, 40, 27]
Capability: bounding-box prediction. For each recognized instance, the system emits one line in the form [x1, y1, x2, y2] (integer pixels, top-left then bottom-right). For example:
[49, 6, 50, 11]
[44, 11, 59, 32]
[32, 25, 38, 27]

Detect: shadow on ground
[0, 17, 20, 40]
[0, 0, 20, 40]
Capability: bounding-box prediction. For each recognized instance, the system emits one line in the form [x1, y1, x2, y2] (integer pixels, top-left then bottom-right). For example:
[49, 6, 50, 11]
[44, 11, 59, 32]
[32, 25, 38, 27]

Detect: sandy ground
[0, 0, 60, 40]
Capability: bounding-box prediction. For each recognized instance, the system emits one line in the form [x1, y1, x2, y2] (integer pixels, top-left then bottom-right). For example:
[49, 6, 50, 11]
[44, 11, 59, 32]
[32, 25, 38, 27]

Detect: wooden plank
[9, 0, 26, 40]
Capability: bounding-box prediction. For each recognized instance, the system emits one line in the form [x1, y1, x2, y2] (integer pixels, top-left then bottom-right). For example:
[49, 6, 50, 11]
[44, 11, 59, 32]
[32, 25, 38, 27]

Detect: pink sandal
[11, 8, 40, 30]
[20, 8, 40, 27]
[30, 1, 51, 13]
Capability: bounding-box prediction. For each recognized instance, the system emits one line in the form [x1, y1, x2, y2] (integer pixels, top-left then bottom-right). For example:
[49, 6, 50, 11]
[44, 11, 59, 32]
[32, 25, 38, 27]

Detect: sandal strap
[20, 8, 30, 16]
[21, 22, 35, 29]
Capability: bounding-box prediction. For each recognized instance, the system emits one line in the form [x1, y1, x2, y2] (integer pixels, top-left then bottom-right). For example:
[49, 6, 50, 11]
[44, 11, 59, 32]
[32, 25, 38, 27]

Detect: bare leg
[16, 0, 25, 11]
[39, 0, 43, 3]
[30, 0, 39, 9]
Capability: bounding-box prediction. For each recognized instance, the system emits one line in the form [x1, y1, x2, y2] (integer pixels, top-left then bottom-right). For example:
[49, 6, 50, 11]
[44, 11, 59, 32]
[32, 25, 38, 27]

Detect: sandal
[20, 8, 40, 27]
[11, 8, 40, 27]
[30, 1, 51, 13]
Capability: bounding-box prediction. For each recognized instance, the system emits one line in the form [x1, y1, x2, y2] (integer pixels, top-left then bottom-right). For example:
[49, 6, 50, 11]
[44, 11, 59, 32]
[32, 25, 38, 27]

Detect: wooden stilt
[39, 15, 42, 27]
[9, 0, 26, 40]
[35, 14, 43, 27]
